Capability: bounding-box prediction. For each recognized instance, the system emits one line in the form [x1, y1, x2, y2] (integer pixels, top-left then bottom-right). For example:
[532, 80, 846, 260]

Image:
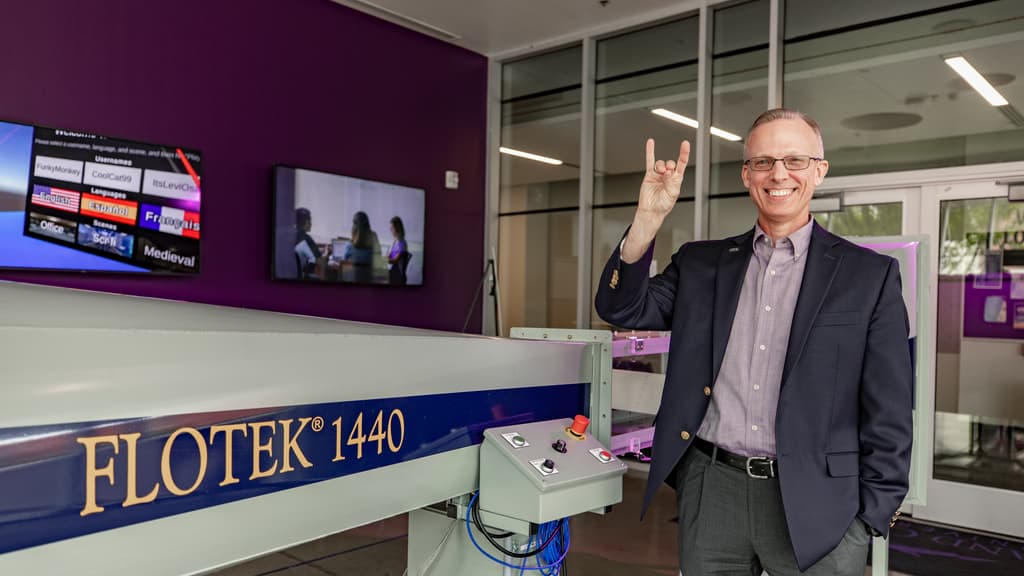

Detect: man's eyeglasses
[744, 155, 822, 171]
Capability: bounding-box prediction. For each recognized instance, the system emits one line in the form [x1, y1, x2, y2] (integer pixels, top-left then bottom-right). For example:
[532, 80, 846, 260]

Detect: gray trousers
[676, 446, 869, 575]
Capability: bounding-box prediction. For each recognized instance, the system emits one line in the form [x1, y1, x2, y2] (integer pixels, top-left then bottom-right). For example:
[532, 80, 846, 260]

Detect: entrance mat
[880, 518, 1024, 576]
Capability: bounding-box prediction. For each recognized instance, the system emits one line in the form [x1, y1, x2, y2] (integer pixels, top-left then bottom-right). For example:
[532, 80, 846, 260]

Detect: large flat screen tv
[272, 166, 425, 286]
[0, 119, 202, 273]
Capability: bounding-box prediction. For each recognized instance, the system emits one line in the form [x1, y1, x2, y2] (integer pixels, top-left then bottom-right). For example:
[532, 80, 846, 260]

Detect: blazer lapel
[781, 222, 843, 387]
[712, 229, 754, 383]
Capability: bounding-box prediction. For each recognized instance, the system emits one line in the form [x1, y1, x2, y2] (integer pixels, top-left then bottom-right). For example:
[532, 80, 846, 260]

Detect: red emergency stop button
[568, 414, 589, 438]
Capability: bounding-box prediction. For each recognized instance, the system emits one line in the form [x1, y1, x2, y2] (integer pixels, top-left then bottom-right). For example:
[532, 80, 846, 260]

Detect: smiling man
[595, 108, 913, 575]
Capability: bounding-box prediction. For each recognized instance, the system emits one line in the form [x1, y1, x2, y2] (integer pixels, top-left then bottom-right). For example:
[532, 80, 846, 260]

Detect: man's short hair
[745, 108, 824, 157]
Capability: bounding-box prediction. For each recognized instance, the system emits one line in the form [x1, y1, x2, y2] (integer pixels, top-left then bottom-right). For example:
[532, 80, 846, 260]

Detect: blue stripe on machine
[0, 384, 588, 553]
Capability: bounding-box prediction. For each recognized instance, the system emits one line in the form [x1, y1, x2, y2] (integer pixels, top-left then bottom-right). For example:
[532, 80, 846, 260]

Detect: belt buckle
[746, 456, 772, 479]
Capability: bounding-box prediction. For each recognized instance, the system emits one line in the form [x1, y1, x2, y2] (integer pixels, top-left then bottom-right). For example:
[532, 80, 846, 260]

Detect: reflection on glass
[595, 16, 699, 207]
[591, 204, 694, 329]
[709, 195, 759, 239]
[785, 0, 1024, 177]
[934, 196, 1024, 492]
[711, 0, 769, 197]
[500, 45, 582, 213]
[499, 47, 582, 335]
[784, 0, 957, 39]
[502, 46, 582, 101]
[814, 202, 902, 237]
[499, 212, 578, 333]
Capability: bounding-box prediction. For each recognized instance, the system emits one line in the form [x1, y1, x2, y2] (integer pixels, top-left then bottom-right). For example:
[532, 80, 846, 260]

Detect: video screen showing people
[273, 166, 425, 286]
[0, 119, 202, 273]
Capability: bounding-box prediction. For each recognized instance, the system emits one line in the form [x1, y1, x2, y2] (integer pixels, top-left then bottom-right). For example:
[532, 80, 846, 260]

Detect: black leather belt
[693, 437, 778, 479]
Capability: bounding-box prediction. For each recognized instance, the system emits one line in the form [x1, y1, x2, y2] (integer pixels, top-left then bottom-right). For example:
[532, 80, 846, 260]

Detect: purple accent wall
[0, 0, 487, 331]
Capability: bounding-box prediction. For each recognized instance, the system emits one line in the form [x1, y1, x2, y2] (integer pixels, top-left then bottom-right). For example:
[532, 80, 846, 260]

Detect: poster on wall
[961, 224, 1024, 339]
[963, 273, 1024, 339]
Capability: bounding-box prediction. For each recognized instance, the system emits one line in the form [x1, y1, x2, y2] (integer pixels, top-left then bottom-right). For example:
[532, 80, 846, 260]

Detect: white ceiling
[332, 0, 702, 57]
[331, 0, 1024, 191]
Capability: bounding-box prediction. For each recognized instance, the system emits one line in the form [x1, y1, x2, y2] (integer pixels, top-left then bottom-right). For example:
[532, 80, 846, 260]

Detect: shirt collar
[753, 216, 814, 260]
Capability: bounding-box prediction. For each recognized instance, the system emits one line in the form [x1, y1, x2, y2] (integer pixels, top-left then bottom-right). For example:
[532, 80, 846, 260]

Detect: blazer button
[680, 431, 691, 441]
[703, 386, 711, 397]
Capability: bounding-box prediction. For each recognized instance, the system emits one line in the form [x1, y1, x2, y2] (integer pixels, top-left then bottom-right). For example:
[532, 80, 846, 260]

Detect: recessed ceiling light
[499, 146, 564, 165]
[651, 108, 742, 141]
[651, 108, 698, 128]
[944, 56, 1009, 106]
[710, 127, 743, 142]
[949, 72, 1015, 92]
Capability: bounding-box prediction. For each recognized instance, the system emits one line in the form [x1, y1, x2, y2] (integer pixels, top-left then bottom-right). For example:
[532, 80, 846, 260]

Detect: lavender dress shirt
[695, 217, 814, 457]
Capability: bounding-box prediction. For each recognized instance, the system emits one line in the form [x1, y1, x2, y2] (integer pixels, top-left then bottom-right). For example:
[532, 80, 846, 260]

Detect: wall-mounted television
[272, 166, 425, 286]
[0, 119, 202, 274]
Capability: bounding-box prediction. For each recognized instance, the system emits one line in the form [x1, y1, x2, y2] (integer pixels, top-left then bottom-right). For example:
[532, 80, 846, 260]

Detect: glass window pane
[785, 0, 1024, 177]
[712, 0, 769, 201]
[597, 18, 700, 81]
[499, 212, 578, 334]
[502, 45, 582, 101]
[500, 74, 582, 213]
[934, 196, 1024, 492]
[814, 202, 903, 237]
[939, 197, 1024, 275]
[591, 16, 702, 330]
[714, 0, 770, 54]
[785, 0, 958, 40]
[595, 16, 699, 206]
[709, 195, 759, 238]
[591, 204, 694, 329]
[500, 47, 582, 334]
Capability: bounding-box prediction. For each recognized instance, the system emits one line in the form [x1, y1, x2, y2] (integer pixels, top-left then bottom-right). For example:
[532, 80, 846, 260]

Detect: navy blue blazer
[595, 223, 913, 570]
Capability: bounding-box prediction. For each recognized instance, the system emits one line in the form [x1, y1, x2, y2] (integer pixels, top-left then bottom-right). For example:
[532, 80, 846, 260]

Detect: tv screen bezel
[270, 164, 426, 288]
[0, 116, 204, 276]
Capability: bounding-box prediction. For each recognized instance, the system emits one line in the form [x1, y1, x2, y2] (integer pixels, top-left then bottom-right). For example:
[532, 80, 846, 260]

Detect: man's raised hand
[638, 139, 690, 219]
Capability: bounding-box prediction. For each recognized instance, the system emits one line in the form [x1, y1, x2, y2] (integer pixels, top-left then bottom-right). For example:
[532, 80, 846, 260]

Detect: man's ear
[741, 164, 750, 188]
[815, 159, 829, 185]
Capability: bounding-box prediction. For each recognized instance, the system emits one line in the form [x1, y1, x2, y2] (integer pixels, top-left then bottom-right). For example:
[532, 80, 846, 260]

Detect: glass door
[916, 181, 1024, 537]
[813, 187, 917, 237]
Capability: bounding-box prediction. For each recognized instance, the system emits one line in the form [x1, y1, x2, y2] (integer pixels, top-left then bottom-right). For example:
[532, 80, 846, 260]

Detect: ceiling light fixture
[651, 108, 698, 128]
[944, 56, 1009, 106]
[651, 109, 743, 141]
[710, 127, 743, 142]
[499, 146, 564, 165]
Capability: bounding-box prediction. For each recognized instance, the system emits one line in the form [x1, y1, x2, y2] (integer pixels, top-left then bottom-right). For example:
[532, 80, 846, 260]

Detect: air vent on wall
[339, 1, 462, 41]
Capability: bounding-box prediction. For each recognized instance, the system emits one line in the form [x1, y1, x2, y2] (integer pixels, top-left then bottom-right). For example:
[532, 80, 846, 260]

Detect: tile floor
[210, 467, 912, 576]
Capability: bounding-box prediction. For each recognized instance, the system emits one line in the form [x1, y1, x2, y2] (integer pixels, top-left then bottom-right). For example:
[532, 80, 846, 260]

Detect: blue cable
[465, 491, 571, 573]
[519, 533, 533, 576]
[537, 517, 570, 575]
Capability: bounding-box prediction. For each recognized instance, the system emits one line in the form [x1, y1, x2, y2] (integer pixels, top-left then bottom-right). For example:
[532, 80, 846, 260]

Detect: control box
[479, 417, 627, 524]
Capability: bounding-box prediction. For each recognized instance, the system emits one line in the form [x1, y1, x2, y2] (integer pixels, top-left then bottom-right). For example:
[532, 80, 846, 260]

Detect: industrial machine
[0, 281, 622, 575]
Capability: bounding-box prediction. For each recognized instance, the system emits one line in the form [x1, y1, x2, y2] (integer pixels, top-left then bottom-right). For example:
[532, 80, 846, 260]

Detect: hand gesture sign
[639, 139, 691, 219]
[620, 139, 691, 262]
